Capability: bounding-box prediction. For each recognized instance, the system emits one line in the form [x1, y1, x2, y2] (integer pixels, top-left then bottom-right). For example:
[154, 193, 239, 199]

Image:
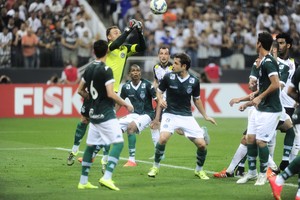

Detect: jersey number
[90, 81, 98, 100]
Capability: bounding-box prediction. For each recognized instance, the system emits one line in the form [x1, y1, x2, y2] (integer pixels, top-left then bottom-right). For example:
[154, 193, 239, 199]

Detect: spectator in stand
[12, 22, 26, 67]
[207, 29, 222, 65]
[197, 30, 209, 69]
[27, 11, 42, 33]
[21, 27, 39, 68]
[39, 27, 55, 67]
[230, 25, 245, 69]
[220, 27, 233, 70]
[0, 26, 12, 67]
[0, 75, 12, 84]
[49, 0, 63, 14]
[204, 62, 221, 83]
[61, 20, 78, 67]
[77, 30, 93, 67]
[60, 61, 80, 85]
[256, 6, 273, 33]
[184, 29, 199, 68]
[244, 26, 258, 68]
[274, 7, 290, 33]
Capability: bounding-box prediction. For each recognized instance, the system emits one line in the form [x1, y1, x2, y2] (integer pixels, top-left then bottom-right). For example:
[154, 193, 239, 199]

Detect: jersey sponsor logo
[89, 108, 104, 119]
[170, 85, 178, 89]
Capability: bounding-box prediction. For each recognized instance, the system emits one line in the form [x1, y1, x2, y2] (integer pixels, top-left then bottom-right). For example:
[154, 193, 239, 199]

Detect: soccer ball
[150, 0, 167, 15]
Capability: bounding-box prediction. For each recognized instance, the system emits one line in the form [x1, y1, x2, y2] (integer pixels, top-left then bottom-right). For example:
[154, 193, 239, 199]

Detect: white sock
[79, 175, 88, 184]
[103, 171, 112, 180]
[275, 175, 285, 186]
[72, 145, 79, 154]
[195, 165, 203, 172]
[227, 144, 247, 173]
[268, 132, 276, 157]
[290, 127, 300, 162]
[297, 188, 300, 197]
[268, 154, 278, 170]
[129, 156, 135, 162]
[151, 129, 160, 147]
[102, 155, 108, 163]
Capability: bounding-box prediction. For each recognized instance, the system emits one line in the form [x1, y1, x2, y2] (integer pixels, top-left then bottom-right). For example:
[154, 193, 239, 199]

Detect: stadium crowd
[1, 0, 300, 70]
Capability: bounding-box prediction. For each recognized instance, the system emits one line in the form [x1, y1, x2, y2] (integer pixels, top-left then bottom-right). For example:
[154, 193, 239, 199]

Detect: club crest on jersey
[187, 87, 192, 94]
[142, 83, 146, 88]
[170, 74, 175, 80]
[126, 84, 130, 89]
[81, 105, 85, 113]
[189, 78, 195, 84]
[120, 52, 126, 58]
[140, 91, 145, 99]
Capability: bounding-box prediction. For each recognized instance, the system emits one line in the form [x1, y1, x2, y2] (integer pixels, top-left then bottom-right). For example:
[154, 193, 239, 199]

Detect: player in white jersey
[149, 47, 173, 158]
[276, 33, 297, 171]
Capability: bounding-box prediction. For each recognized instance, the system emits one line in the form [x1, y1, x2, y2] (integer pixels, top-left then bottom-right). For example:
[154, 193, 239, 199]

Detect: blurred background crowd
[0, 0, 300, 72]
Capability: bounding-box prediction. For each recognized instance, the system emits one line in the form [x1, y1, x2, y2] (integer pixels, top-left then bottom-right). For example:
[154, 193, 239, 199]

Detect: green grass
[0, 118, 298, 200]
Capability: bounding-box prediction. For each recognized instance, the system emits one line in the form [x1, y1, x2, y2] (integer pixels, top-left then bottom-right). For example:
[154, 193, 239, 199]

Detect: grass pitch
[0, 118, 297, 200]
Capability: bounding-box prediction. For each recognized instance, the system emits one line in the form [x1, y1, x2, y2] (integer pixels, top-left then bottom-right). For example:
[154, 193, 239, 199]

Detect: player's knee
[127, 123, 138, 134]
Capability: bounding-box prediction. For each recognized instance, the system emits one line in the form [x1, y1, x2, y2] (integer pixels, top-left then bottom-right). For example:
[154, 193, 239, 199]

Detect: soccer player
[150, 46, 173, 158]
[269, 156, 300, 200]
[106, 19, 146, 93]
[77, 39, 133, 190]
[288, 65, 300, 163]
[236, 32, 282, 186]
[118, 64, 157, 167]
[67, 19, 146, 166]
[276, 33, 297, 171]
[147, 52, 217, 179]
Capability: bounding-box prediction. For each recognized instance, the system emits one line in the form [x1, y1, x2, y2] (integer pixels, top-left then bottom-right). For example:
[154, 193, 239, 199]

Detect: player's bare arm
[252, 74, 280, 108]
[77, 80, 89, 99]
[193, 97, 217, 125]
[106, 83, 134, 112]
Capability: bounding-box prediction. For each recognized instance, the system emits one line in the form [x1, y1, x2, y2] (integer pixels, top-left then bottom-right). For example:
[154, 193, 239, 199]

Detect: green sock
[106, 142, 124, 173]
[247, 143, 257, 171]
[155, 142, 165, 163]
[74, 122, 88, 145]
[258, 145, 269, 173]
[128, 134, 136, 157]
[282, 156, 300, 180]
[282, 127, 295, 159]
[103, 145, 110, 156]
[196, 148, 207, 167]
[81, 145, 96, 176]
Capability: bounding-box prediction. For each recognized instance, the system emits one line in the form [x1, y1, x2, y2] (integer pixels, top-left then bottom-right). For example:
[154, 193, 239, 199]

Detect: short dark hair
[276, 32, 293, 47]
[106, 26, 118, 37]
[129, 64, 141, 72]
[158, 46, 170, 54]
[93, 40, 108, 58]
[258, 32, 273, 51]
[173, 53, 191, 70]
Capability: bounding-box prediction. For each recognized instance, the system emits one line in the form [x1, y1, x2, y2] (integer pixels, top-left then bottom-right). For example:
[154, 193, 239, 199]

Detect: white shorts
[279, 109, 291, 122]
[118, 113, 151, 134]
[86, 119, 124, 145]
[247, 110, 281, 142]
[160, 113, 204, 138]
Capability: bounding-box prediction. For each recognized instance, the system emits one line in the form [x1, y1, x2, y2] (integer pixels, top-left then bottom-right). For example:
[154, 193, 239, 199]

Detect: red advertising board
[0, 84, 251, 118]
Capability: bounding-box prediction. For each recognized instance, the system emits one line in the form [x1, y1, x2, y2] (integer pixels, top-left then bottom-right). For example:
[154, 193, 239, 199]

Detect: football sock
[227, 143, 247, 173]
[247, 143, 257, 171]
[258, 145, 269, 173]
[102, 145, 110, 162]
[150, 129, 160, 147]
[268, 132, 276, 158]
[290, 128, 300, 162]
[282, 127, 295, 161]
[281, 156, 300, 181]
[238, 155, 247, 167]
[128, 134, 136, 161]
[154, 142, 165, 163]
[72, 122, 88, 152]
[103, 142, 124, 180]
[196, 148, 207, 170]
[80, 145, 96, 184]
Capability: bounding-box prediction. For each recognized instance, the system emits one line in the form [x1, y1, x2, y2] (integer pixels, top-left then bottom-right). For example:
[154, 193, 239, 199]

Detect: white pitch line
[1, 147, 298, 188]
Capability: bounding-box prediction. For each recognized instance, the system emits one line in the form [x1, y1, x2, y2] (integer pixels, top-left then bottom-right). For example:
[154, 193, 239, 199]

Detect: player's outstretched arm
[193, 97, 217, 125]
